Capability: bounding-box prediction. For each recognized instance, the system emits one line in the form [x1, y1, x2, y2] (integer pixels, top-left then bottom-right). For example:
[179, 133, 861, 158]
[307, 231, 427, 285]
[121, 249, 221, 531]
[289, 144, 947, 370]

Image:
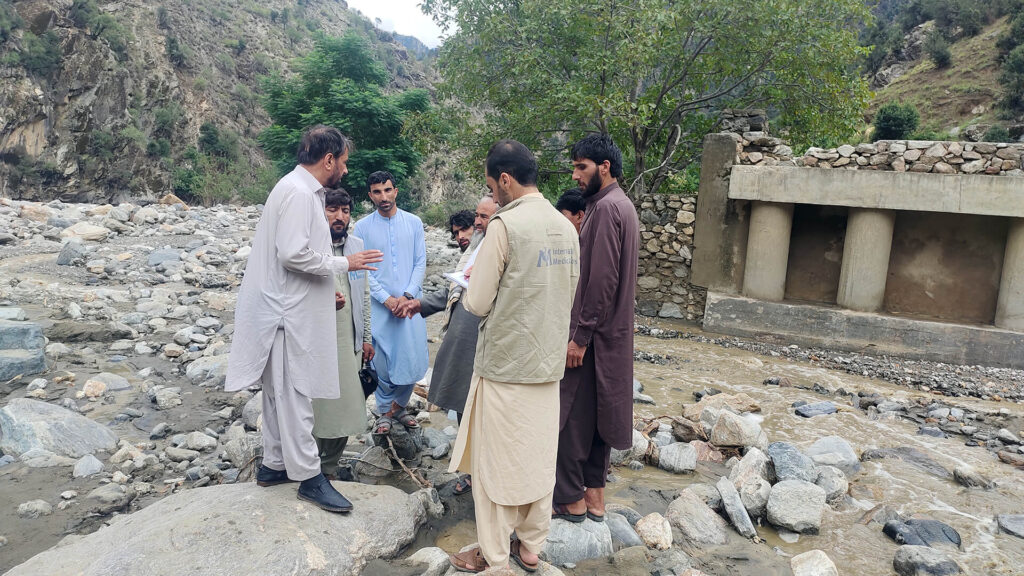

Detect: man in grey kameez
[312, 188, 374, 479]
[224, 126, 382, 513]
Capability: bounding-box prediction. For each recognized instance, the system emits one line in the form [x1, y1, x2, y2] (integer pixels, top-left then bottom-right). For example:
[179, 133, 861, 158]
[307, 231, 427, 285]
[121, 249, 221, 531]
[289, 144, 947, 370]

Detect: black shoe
[256, 465, 294, 487]
[298, 473, 354, 513]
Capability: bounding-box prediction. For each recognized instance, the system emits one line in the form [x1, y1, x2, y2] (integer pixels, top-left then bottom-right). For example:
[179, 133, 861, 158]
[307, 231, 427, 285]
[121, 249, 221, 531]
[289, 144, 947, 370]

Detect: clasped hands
[385, 295, 421, 319]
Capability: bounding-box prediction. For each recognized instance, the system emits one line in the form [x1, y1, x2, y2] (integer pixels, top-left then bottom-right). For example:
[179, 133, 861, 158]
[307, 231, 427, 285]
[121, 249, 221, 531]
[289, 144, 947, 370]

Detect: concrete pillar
[996, 218, 1024, 331]
[742, 201, 794, 301]
[837, 208, 896, 312]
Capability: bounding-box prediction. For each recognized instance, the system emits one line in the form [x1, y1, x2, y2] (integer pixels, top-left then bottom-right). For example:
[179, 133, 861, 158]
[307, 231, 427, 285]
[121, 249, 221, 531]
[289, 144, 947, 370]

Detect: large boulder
[60, 222, 111, 241]
[657, 442, 697, 473]
[767, 480, 826, 534]
[543, 518, 613, 565]
[805, 436, 861, 477]
[883, 519, 961, 549]
[892, 545, 962, 576]
[667, 490, 729, 546]
[997, 514, 1024, 539]
[683, 392, 761, 421]
[716, 476, 756, 538]
[767, 442, 817, 483]
[791, 550, 839, 576]
[0, 399, 118, 460]
[5, 482, 427, 576]
[709, 411, 765, 448]
[185, 354, 229, 385]
[0, 320, 47, 380]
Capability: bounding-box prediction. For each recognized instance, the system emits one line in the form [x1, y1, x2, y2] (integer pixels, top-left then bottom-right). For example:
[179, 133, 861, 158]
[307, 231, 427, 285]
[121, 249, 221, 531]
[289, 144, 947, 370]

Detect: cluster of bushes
[70, 0, 132, 57]
[873, 101, 1015, 141]
[171, 122, 273, 205]
[997, 7, 1024, 112]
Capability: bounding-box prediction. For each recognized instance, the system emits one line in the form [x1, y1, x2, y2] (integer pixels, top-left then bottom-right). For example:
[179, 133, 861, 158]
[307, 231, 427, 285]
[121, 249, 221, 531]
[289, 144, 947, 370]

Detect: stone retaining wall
[634, 194, 706, 321]
[731, 131, 1024, 177]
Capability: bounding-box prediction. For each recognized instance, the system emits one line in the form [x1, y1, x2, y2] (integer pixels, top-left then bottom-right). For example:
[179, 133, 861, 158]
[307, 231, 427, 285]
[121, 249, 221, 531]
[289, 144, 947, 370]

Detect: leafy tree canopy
[259, 33, 427, 193]
[424, 0, 871, 196]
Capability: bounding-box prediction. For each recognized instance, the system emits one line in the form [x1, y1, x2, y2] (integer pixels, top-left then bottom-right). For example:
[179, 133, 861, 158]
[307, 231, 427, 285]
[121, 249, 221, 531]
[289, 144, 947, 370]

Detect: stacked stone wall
[634, 194, 706, 321]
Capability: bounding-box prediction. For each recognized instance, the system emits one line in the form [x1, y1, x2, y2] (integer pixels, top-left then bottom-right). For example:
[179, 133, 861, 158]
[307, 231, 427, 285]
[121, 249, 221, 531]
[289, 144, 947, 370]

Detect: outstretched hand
[347, 249, 383, 271]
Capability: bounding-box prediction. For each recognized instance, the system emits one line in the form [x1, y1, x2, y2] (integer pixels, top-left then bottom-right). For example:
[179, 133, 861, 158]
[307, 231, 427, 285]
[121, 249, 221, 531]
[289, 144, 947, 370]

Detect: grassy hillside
[871, 16, 1010, 135]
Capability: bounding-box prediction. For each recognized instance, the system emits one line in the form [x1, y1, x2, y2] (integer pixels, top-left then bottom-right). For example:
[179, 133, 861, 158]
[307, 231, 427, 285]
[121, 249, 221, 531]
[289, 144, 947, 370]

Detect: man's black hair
[296, 125, 350, 165]
[448, 210, 475, 237]
[556, 188, 586, 214]
[366, 170, 396, 189]
[324, 187, 353, 209]
[485, 139, 538, 186]
[571, 133, 623, 178]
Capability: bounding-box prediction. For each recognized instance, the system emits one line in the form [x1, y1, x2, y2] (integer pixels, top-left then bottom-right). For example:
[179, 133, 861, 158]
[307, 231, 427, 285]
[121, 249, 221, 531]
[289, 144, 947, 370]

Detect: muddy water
[619, 330, 1024, 575]
[422, 327, 1024, 575]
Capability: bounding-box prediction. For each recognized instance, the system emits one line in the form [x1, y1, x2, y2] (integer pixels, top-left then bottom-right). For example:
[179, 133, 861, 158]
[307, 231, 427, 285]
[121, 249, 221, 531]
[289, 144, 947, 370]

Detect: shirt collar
[294, 165, 324, 193]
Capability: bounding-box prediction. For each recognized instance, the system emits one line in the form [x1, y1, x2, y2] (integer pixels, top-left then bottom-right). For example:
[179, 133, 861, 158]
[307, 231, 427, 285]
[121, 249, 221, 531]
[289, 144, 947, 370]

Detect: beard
[581, 174, 603, 198]
[330, 226, 348, 243]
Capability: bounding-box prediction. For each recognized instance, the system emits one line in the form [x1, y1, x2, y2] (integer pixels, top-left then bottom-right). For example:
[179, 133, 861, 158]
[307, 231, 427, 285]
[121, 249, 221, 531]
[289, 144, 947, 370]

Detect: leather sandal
[448, 547, 489, 573]
[551, 503, 586, 523]
[453, 474, 472, 495]
[510, 539, 539, 573]
[393, 408, 420, 429]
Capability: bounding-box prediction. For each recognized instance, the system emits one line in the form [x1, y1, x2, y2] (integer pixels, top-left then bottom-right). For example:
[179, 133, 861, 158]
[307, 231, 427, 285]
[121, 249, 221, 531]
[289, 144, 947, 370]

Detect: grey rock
[405, 547, 450, 576]
[184, 431, 218, 452]
[88, 372, 131, 392]
[892, 545, 962, 576]
[768, 442, 818, 483]
[791, 550, 839, 576]
[0, 307, 26, 321]
[0, 319, 45, 351]
[657, 442, 697, 473]
[0, 454, 16, 467]
[606, 503, 643, 526]
[953, 465, 995, 489]
[185, 354, 228, 385]
[861, 446, 951, 480]
[729, 446, 772, 485]
[611, 430, 648, 466]
[0, 348, 47, 381]
[73, 454, 104, 477]
[0, 398, 117, 459]
[17, 499, 53, 518]
[884, 519, 961, 549]
[805, 435, 861, 477]
[737, 476, 771, 519]
[543, 518, 613, 565]
[354, 446, 392, 480]
[56, 241, 88, 266]
[666, 489, 729, 545]
[7, 482, 426, 576]
[996, 514, 1024, 538]
[814, 465, 848, 502]
[795, 401, 837, 418]
[996, 428, 1020, 444]
[716, 476, 757, 538]
[147, 248, 181, 267]
[165, 446, 200, 462]
[685, 483, 723, 512]
[607, 512, 645, 548]
[242, 391, 263, 429]
[86, 483, 133, 511]
[149, 423, 171, 440]
[710, 410, 764, 448]
[767, 480, 826, 534]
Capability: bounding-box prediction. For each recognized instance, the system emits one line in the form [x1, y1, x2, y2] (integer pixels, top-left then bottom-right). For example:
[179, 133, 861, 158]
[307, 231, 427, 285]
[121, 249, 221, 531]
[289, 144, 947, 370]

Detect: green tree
[925, 30, 952, 68]
[0, 3, 23, 42]
[872, 102, 920, 141]
[424, 0, 870, 196]
[999, 45, 1024, 111]
[259, 33, 425, 192]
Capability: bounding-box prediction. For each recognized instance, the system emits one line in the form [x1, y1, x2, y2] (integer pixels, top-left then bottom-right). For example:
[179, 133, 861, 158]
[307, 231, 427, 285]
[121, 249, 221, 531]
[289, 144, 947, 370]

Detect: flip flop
[453, 474, 472, 496]
[587, 511, 605, 522]
[373, 416, 394, 435]
[510, 539, 539, 573]
[393, 408, 420, 429]
[448, 547, 489, 573]
[551, 503, 586, 523]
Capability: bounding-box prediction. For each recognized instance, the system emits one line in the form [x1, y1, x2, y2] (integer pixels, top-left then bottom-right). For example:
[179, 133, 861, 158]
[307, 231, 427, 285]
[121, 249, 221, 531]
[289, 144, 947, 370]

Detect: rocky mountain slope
[0, 0, 432, 204]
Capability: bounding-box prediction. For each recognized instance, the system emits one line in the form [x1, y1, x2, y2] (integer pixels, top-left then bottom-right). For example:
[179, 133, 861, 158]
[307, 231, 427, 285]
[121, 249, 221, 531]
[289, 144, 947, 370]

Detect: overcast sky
[346, 0, 446, 48]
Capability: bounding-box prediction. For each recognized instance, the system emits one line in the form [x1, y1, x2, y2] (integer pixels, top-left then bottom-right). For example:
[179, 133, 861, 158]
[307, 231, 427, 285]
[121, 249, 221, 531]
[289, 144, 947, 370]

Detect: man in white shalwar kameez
[224, 125, 382, 513]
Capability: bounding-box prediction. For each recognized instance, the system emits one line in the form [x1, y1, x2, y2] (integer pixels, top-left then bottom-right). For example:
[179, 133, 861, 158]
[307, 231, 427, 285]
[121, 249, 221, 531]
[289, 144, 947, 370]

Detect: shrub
[70, 0, 131, 57]
[166, 36, 193, 67]
[88, 130, 116, 160]
[925, 31, 951, 68]
[157, 6, 171, 29]
[873, 102, 920, 141]
[1000, 45, 1024, 111]
[983, 125, 1011, 142]
[18, 31, 62, 76]
[198, 122, 240, 161]
[0, 3, 23, 42]
[120, 126, 147, 150]
[153, 103, 181, 136]
[146, 138, 171, 157]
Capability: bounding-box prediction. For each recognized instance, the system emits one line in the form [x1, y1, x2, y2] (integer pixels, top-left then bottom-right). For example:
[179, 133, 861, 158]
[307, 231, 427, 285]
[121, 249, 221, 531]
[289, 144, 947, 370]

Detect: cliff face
[0, 0, 429, 204]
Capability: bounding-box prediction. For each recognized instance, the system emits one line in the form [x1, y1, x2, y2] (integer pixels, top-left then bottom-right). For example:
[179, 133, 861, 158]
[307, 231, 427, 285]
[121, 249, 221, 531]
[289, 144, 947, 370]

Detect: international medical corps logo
[536, 247, 578, 268]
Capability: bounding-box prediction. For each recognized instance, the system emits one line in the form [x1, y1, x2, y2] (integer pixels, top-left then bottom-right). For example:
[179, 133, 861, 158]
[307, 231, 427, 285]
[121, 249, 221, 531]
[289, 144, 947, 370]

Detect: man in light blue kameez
[352, 170, 428, 434]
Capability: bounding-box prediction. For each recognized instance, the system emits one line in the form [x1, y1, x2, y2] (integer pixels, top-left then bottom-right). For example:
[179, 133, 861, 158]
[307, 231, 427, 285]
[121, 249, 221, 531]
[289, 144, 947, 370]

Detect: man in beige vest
[448, 140, 580, 573]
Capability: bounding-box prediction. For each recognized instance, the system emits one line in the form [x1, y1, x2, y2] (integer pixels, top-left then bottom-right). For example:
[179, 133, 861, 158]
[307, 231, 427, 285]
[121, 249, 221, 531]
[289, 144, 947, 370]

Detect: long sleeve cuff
[328, 256, 349, 275]
[372, 288, 391, 304]
[571, 326, 594, 347]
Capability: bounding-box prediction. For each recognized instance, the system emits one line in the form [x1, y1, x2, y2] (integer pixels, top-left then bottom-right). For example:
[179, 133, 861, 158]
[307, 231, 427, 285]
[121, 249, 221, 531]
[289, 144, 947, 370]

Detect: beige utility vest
[475, 195, 581, 384]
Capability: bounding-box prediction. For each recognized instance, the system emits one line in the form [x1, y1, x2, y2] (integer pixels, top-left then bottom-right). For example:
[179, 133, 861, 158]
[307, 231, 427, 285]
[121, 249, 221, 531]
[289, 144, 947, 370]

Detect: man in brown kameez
[553, 133, 639, 523]
[448, 140, 580, 573]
